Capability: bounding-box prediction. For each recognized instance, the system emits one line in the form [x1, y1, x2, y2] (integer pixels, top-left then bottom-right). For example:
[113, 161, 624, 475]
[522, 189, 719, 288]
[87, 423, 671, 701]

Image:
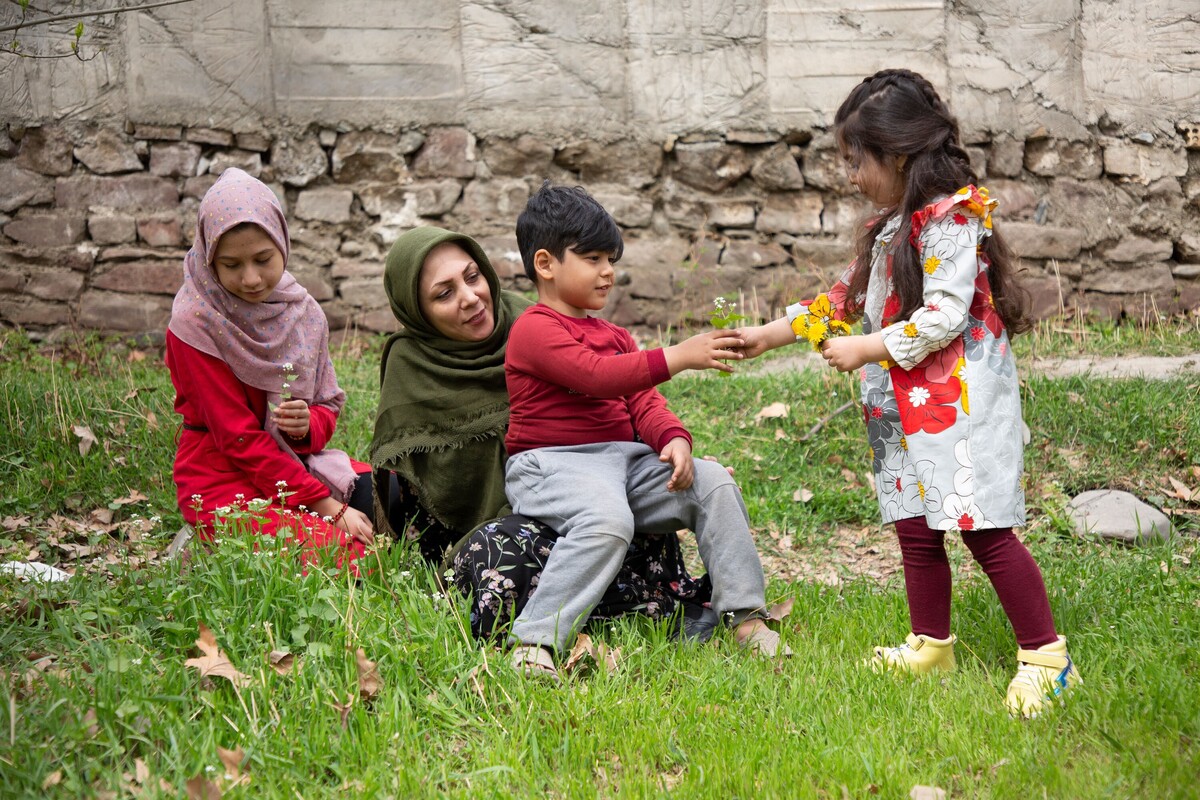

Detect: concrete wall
[2, 0, 1198, 337]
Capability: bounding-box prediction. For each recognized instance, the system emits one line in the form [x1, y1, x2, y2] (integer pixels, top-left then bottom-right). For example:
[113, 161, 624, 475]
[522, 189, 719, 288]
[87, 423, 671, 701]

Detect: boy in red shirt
[504, 184, 785, 679]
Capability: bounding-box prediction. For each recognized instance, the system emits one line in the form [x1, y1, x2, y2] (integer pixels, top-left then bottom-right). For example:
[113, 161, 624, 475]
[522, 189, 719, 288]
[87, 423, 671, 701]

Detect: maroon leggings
[895, 517, 1057, 649]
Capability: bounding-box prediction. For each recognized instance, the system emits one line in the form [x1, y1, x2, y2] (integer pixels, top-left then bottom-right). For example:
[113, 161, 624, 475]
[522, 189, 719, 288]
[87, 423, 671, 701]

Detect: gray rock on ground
[1067, 489, 1172, 545]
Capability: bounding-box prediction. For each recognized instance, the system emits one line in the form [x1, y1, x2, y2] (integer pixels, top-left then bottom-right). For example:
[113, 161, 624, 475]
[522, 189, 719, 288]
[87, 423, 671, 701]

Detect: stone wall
[2, 1, 1198, 338]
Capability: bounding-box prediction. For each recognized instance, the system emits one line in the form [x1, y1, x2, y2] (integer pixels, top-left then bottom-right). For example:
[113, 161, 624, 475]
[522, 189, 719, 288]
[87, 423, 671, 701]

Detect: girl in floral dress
[737, 69, 1080, 717]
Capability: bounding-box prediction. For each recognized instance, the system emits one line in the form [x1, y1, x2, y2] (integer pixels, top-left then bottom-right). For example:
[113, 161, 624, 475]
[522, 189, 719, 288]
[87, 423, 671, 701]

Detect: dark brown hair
[834, 68, 1030, 334]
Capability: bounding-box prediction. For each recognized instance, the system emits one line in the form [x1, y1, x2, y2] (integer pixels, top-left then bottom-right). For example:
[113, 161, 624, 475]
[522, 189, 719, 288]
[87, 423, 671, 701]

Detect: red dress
[166, 330, 366, 566]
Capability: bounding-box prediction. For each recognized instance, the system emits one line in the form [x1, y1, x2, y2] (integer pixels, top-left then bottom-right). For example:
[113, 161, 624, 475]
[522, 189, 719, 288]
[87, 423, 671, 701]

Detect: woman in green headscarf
[371, 227, 712, 640]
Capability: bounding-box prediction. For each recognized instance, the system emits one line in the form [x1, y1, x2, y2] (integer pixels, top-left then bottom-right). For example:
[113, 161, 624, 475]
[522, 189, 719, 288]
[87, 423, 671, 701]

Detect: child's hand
[664, 330, 744, 376]
[273, 398, 311, 439]
[734, 317, 796, 359]
[338, 506, 375, 546]
[821, 332, 890, 372]
[660, 437, 695, 492]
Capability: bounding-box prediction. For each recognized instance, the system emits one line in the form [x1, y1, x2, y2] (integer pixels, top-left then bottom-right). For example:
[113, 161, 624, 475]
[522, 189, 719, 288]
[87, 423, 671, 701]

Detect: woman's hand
[273, 398, 311, 439]
[659, 437, 695, 492]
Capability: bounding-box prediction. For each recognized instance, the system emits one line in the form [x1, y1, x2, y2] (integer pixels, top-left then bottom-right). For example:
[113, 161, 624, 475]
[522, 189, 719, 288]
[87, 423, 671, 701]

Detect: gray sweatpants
[505, 441, 768, 652]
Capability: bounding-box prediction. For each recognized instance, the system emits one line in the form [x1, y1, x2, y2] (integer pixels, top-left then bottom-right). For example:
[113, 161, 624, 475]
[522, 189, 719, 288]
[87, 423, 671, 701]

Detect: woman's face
[211, 223, 285, 303]
[418, 242, 495, 341]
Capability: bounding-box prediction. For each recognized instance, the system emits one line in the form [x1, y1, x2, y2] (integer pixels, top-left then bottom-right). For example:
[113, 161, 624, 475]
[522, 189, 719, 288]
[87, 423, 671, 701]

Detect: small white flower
[275, 480, 288, 489]
[400, 571, 412, 579]
[234, 493, 245, 502]
[282, 363, 293, 371]
[190, 493, 202, 502]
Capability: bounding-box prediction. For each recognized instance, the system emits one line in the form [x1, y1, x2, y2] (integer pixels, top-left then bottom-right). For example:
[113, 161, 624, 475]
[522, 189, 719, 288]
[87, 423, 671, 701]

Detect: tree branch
[0, 0, 195, 34]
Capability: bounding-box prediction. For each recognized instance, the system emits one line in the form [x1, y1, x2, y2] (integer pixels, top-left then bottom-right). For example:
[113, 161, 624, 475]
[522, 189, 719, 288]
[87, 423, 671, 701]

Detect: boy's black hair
[515, 182, 624, 282]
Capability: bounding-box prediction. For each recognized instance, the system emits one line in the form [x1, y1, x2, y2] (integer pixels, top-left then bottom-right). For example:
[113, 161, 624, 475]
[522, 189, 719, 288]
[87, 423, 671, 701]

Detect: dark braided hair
[834, 68, 1031, 334]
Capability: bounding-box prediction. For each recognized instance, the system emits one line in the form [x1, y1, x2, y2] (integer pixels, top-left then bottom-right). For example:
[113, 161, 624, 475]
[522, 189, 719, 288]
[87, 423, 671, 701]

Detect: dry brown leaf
[83, 707, 99, 737]
[185, 775, 221, 800]
[754, 402, 789, 422]
[111, 490, 149, 507]
[72, 424, 97, 457]
[330, 692, 355, 727]
[1, 515, 30, 531]
[41, 770, 62, 789]
[774, 428, 787, 441]
[594, 641, 620, 674]
[840, 468, 860, 486]
[90, 507, 114, 525]
[910, 786, 946, 800]
[134, 759, 150, 785]
[184, 622, 250, 688]
[128, 350, 147, 363]
[767, 597, 795, 621]
[217, 746, 249, 788]
[563, 633, 593, 673]
[267, 650, 296, 676]
[355, 648, 381, 700]
[1167, 476, 1197, 502]
[793, 488, 813, 503]
[145, 412, 159, 432]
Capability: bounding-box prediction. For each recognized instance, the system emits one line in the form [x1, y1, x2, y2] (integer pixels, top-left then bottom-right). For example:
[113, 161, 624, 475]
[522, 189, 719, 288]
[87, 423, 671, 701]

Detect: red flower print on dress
[891, 366, 962, 436]
[883, 293, 901, 324]
[969, 270, 1004, 338]
[952, 212, 968, 225]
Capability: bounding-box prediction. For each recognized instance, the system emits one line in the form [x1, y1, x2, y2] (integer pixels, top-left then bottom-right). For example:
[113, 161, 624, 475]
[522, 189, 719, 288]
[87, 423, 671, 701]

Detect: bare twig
[799, 399, 854, 442]
[0, 0, 194, 33]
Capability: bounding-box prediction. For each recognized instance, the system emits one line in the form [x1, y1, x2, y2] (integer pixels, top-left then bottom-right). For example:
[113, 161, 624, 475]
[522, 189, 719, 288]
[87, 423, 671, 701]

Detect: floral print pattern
[786, 186, 1025, 531]
[449, 515, 711, 641]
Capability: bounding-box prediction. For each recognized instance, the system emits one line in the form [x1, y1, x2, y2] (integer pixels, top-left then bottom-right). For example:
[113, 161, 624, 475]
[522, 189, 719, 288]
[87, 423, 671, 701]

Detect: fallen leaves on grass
[184, 623, 250, 688]
[267, 650, 297, 676]
[217, 746, 250, 788]
[330, 692, 355, 728]
[563, 633, 620, 675]
[793, 487, 814, 503]
[754, 402, 789, 422]
[355, 648, 381, 700]
[767, 597, 795, 622]
[1166, 476, 1198, 503]
[185, 775, 221, 800]
[72, 424, 97, 457]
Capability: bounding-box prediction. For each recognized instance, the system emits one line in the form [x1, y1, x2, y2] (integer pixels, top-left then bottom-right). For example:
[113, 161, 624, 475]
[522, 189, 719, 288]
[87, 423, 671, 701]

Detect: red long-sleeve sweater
[166, 330, 345, 524]
[504, 304, 691, 456]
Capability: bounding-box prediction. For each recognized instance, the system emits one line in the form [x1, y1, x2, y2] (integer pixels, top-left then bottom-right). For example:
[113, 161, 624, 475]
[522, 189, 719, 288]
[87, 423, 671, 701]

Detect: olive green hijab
[370, 227, 531, 535]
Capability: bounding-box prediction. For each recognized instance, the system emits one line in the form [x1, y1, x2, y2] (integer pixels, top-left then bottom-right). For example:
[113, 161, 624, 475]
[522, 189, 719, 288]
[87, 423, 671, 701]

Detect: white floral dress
[787, 186, 1025, 531]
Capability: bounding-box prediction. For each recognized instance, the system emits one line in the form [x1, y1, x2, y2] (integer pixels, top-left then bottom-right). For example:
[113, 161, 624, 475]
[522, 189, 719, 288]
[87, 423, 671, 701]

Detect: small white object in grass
[1, 561, 72, 583]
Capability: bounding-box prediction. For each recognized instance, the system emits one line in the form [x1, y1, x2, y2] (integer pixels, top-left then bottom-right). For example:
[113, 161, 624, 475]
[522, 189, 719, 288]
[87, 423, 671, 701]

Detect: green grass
[1, 327, 1198, 798]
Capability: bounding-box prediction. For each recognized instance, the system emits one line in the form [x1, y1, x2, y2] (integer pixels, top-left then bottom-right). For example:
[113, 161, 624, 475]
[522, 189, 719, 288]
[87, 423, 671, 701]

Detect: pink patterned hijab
[168, 168, 355, 499]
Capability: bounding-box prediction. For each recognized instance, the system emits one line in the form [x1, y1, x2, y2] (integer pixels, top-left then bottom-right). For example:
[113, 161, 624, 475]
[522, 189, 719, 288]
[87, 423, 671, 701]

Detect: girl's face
[418, 242, 495, 342]
[211, 224, 285, 303]
[840, 146, 905, 207]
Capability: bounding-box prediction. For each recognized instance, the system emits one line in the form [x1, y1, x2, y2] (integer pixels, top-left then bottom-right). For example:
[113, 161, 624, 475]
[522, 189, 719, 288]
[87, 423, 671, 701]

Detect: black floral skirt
[448, 514, 712, 641]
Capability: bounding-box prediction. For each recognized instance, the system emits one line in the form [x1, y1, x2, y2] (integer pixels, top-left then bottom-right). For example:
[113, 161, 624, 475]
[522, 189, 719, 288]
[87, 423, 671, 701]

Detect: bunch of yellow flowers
[790, 293, 853, 351]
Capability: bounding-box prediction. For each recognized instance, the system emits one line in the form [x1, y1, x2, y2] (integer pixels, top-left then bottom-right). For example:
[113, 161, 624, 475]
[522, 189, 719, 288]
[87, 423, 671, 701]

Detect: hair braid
[834, 68, 1030, 334]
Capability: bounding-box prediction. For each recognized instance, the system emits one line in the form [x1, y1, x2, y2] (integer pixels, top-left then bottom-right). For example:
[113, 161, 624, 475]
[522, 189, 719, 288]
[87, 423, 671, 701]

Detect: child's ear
[533, 249, 555, 282]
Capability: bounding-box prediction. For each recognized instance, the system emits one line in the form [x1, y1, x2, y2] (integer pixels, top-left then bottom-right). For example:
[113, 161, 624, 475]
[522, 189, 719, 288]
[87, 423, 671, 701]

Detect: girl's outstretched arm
[735, 317, 796, 359]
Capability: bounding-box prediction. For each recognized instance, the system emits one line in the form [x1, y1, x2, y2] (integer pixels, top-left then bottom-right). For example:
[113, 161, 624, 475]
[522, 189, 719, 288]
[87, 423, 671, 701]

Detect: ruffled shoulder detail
[908, 185, 997, 247]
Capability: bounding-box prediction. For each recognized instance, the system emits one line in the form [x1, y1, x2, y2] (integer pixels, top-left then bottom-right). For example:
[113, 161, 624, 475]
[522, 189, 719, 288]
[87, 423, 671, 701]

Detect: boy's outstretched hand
[664, 330, 744, 376]
[660, 437, 695, 492]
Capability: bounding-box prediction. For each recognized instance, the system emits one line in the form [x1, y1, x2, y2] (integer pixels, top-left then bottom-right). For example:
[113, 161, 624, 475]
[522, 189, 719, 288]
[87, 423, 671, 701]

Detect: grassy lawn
[1, 323, 1198, 798]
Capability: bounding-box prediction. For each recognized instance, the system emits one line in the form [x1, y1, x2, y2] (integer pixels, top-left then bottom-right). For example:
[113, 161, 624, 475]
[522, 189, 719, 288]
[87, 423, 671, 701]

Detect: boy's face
[533, 247, 616, 318]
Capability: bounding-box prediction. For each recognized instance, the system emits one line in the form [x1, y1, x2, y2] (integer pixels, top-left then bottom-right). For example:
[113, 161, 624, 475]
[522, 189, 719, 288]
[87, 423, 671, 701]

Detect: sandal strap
[1016, 649, 1068, 669]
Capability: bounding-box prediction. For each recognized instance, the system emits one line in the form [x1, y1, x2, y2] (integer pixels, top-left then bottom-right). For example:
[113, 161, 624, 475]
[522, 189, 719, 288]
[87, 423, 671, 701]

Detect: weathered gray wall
[2, 1, 1198, 337]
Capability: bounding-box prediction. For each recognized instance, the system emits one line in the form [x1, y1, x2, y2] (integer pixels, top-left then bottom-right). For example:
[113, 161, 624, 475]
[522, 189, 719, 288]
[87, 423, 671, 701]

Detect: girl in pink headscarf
[166, 168, 373, 568]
